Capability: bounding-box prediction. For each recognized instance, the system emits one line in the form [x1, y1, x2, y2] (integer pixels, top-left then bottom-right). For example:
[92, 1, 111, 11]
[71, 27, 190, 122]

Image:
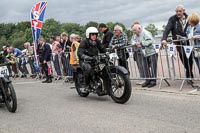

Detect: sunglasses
[90, 33, 98, 36]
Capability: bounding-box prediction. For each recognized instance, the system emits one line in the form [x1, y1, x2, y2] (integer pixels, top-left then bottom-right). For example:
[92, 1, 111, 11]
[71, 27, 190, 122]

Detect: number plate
[0, 66, 9, 76]
[109, 53, 119, 60]
[99, 64, 105, 70]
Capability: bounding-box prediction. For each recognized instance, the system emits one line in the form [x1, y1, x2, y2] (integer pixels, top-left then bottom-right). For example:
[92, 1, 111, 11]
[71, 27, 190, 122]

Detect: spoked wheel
[4, 83, 17, 113]
[75, 71, 89, 97]
[109, 72, 131, 104]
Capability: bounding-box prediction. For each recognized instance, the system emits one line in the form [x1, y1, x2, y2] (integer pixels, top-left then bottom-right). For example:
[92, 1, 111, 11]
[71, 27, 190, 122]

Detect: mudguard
[72, 65, 82, 73]
[110, 66, 129, 75]
[0, 75, 11, 83]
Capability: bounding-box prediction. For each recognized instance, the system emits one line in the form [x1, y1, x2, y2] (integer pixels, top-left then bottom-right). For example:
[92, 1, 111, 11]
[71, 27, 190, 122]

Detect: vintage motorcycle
[0, 62, 17, 113]
[73, 50, 132, 104]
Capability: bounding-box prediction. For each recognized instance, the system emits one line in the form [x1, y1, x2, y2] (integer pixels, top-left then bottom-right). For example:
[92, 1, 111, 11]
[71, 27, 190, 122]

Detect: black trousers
[117, 49, 129, 71]
[80, 62, 93, 84]
[41, 63, 48, 77]
[143, 53, 158, 84]
[177, 46, 194, 78]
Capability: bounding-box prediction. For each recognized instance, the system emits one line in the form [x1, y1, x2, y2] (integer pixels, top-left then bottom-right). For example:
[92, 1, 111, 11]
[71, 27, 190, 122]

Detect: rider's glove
[9, 61, 15, 65]
[84, 56, 96, 62]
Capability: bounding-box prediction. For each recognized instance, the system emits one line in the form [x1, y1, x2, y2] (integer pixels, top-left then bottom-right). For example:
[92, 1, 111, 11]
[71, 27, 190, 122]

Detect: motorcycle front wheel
[109, 71, 132, 104]
[4, 83, 17, 113]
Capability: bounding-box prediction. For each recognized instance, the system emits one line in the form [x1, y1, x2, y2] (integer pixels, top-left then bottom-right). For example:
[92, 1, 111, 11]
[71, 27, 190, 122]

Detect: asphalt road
[0, 79, 200, 133]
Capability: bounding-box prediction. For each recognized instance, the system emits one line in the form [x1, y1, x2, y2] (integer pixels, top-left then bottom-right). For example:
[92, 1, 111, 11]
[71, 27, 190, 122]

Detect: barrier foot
[159, 79, 163, 90]
[164, 79, 170, 86]
[179, 80, 185, 91]
[159, 79, 170, 90]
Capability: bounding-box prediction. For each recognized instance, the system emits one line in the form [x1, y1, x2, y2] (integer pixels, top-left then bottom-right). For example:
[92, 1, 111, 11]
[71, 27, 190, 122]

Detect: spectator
[75, 35, 81, 43]
[161, 5, 194, 84]
[24, 42, 36, 78]
[2, 46, 8, 56]
[38, 38, 52, 83]
[69, 34, 80, 66]
[131, 21, 146, 85]
[98, 23, 113, 48]
[50, 36, 62, 80]
[186, 13, 200, 73]
[69, 34, 80, 82]
[132, 24, 158, 88]
[21, 48, 29, 76]
[56, 36, 61, 43]
[9, 46, 26, 78]
[60, 32, 73, 77]
[109, 25, 129, 70]
[2, 45, 12, 76]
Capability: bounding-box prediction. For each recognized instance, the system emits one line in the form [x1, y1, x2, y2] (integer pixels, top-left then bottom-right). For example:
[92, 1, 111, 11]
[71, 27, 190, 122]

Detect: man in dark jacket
[162, 5, 194, 84]
[78, 27, 105, 89]
[98, 23, 113, 48]
[38, 38, 52, 83]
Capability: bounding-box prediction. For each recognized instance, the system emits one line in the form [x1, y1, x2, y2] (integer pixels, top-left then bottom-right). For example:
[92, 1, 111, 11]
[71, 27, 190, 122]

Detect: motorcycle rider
[77, 27, 105, 91]
[0, 51, 14, 102]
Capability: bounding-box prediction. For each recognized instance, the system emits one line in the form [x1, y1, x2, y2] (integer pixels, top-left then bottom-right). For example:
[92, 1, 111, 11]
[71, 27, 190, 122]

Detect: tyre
[75, 71, 89, 97]
[109, 71, 132, 104]
[4, 83, 17, 113]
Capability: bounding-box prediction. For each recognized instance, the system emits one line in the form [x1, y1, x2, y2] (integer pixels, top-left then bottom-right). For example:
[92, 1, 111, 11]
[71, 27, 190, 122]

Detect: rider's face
[90, 33, 97, 41]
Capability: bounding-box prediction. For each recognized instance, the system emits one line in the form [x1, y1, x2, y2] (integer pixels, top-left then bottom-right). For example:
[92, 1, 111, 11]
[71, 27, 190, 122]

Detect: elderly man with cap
[98, 23, 113, 48]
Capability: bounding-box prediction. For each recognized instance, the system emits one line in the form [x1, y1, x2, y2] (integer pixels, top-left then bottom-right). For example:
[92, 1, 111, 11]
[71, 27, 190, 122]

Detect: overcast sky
[0, 0, 199, 29]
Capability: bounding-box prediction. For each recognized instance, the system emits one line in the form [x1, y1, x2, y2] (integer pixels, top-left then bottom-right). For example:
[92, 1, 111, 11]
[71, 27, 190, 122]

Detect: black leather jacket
[162, 13, 189, 42]
[102, 28, 113, 48]
[77, 39, 105, 62]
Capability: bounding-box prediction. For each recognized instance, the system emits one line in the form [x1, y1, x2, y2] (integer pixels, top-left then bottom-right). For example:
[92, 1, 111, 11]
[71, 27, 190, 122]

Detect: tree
[0, 36, 8, 47]
[8, 31, 26, 49]
[106, 22, 115, 30]
[145, 24, 158, 37]
[162, 25, 166, 33]
[61, 23, 82, 36]
[42, 18, 61, 40]
[85, 21, 99, 28]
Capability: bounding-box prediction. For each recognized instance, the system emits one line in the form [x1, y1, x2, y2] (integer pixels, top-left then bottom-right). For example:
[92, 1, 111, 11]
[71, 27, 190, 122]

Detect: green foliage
[41, 18, 61, 40]
[85, 21, 99, 28]
[162, 25, 166, 33]
[0, 36, 8, 46]
[145, 23, 158, 37]
[0, 18, 158, 50]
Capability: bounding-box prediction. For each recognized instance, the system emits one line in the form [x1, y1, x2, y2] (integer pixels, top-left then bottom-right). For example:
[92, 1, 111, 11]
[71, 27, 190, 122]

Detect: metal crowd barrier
[10, 38, 200, 91]
[119, 38, 200, 91]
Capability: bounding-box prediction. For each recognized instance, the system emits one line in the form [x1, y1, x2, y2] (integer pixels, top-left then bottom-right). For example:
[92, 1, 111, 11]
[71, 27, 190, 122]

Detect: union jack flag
[31, 1, 48, 50]
[31, 1, 47, 68]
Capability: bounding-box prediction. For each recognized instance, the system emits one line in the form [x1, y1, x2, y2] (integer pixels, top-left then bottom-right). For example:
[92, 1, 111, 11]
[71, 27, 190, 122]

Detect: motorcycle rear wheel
[75, 71, 89, 97]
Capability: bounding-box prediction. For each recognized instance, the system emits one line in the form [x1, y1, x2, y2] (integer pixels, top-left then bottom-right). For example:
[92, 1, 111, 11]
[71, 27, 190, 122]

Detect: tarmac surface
[0, 78, 200, 133]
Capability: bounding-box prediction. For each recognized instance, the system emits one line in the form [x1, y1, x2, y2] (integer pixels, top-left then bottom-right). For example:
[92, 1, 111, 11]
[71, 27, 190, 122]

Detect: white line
[13, 81, 41, 85]
[189, 89, 197, 93]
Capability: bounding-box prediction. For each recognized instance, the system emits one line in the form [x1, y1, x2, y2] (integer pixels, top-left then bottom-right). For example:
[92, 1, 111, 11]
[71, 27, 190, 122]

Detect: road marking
[13, 81, 41, 85]
[188, 89, 197, 93]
